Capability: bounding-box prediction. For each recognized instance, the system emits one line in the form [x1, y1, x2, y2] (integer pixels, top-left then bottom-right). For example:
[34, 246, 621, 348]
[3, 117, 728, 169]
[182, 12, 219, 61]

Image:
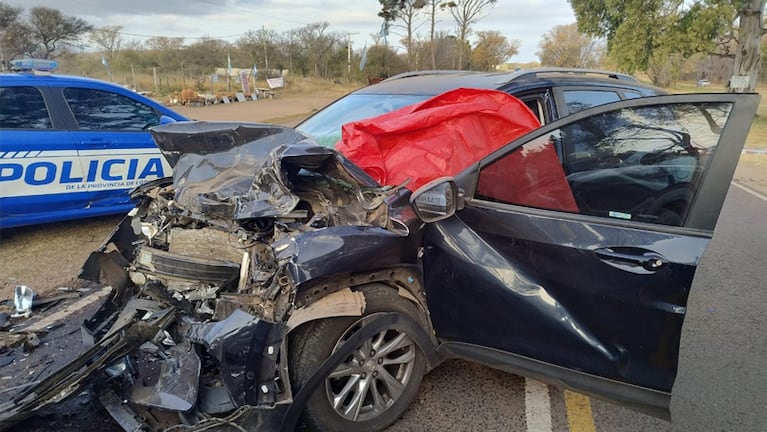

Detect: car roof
[352, 68, 664, 96]
[0, 71, 188, 121]
[0, 72, 128, 88]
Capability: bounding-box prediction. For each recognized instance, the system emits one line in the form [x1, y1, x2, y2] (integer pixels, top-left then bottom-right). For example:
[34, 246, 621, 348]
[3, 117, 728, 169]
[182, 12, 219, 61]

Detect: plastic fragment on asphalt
[11, 286, 33, 318]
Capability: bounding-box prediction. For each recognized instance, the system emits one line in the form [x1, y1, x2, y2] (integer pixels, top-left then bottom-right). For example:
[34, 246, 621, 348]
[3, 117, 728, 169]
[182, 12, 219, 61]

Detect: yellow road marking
[564, 390, 597, 432]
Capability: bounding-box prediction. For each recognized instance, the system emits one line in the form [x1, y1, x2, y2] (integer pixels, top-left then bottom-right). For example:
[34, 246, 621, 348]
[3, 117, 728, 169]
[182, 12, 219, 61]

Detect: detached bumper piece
[0, 304, 176, 427]
[98, 309, 288, 431]
[0, 288, 289, 432]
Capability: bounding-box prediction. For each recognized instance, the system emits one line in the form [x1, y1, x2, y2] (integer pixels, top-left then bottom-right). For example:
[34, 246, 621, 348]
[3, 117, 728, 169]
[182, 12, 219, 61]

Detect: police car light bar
[9, 59, 58, 73]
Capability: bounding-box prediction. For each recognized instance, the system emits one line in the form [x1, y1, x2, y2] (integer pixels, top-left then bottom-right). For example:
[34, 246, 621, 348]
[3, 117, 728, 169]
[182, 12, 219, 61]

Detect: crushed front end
[0, 122, 415, 431]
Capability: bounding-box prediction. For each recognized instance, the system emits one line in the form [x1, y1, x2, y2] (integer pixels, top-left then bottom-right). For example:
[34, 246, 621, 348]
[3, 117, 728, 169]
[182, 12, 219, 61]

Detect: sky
[5, 0, 577, 63]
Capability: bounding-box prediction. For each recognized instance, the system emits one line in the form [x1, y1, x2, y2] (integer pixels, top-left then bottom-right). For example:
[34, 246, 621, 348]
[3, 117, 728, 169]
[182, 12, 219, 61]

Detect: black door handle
[594, 247, 667, 271]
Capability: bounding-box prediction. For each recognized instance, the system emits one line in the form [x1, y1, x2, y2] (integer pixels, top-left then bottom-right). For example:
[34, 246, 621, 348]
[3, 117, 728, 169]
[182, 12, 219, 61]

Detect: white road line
[525, 378, 553, 432]
[732, 181, 767, 203]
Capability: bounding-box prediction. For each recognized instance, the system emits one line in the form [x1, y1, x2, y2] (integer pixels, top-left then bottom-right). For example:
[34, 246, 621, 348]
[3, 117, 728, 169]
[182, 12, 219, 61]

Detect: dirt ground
[1, 90, 766, 302]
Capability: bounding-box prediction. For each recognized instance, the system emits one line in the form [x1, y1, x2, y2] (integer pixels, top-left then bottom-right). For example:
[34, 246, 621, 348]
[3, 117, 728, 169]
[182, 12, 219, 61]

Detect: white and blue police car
[0, 59, 188, 229]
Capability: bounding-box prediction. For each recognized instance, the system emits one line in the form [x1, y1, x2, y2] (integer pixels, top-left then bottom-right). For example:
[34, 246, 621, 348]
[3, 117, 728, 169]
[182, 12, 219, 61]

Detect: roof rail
[384, 70, 476, 81]
[503, 68, 637, 83]
[382, 67, 638, 84]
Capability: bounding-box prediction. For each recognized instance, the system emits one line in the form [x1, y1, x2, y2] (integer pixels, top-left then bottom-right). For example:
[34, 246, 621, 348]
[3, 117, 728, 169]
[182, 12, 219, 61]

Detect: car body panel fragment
[187, 309, 287, 407]
[129, 340, 201, 412]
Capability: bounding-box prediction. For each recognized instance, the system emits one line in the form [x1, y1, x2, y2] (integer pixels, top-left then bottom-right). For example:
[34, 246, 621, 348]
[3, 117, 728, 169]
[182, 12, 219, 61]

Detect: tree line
[1, 1, 765, 93]
[0, 1, 515, 90]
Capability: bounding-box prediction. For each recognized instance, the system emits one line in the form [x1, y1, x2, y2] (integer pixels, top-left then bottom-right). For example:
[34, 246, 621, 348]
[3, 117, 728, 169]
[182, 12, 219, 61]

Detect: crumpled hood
[150, 122, 379, 222]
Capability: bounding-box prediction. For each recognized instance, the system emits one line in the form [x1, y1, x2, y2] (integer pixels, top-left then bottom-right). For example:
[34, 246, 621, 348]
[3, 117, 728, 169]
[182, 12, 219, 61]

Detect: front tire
[290, 284, 427, 432]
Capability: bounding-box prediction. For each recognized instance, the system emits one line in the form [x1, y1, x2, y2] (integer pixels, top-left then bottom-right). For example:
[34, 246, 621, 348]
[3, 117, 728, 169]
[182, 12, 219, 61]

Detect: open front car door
[422, 93, 759, 419]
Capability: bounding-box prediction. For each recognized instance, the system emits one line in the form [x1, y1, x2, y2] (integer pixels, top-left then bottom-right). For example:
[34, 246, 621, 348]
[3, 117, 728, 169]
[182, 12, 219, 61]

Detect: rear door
[422, 94, 758, 418]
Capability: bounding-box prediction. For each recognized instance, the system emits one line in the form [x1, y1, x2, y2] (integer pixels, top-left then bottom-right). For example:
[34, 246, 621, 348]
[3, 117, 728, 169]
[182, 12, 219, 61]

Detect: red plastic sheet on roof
[336, 88, 541, 191]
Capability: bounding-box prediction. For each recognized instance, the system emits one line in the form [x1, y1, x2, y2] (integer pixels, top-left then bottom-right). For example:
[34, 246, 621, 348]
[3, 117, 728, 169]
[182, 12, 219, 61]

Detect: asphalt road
[8, 183, 766, 432]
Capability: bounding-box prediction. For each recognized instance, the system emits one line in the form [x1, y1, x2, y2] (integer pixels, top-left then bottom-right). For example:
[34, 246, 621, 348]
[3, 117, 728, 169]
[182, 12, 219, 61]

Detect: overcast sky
[5, 0, 576, 63]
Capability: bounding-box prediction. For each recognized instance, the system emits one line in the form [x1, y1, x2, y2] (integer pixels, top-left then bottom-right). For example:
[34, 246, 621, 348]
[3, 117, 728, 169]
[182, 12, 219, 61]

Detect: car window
[521, 98, 545, 125]
[563, 90, 621, 115]
[296, 93, 430, 148]
[63, 88, 160, 131]
[476, 102, 734, 227]
[0, 86, 52, 129]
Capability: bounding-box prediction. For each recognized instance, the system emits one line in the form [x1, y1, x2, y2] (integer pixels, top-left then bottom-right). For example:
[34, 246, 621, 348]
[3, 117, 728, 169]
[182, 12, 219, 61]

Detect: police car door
[63, 85, 170, 211]
[0, 84, 89, 228]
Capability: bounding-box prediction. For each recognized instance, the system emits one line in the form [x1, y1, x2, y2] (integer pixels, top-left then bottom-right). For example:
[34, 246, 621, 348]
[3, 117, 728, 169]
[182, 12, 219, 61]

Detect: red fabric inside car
[476, 139, 579, 213]
[336, 88, 578, 213]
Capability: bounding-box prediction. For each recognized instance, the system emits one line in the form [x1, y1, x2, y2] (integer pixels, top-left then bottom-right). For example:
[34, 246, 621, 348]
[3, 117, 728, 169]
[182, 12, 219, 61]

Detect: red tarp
[336, 88, 579, 213]
[336, 88, 540, 190]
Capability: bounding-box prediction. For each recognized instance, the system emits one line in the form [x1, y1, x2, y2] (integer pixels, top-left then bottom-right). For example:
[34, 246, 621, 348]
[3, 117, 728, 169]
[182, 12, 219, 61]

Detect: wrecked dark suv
[0, 90, 759, 432]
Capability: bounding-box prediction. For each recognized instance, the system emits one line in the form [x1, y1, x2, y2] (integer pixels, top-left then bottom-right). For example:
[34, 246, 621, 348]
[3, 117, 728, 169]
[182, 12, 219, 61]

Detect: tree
[27, 6, 92, 58]
[184, 38, 229, 80]
[0, 3, 35, 60]
[471, 30, 519, 71]
[145, 36, 184, 52]
[294, 22, 342, 78]
[89, 25, 123, 61]
[443, 0, 497, 69]
[378, 0, 428, 70]
[730, 0, 766, 92]
[144, 36, 185, 81]
[396, 1, 427, 69]
[568, 0, 763, 90]
[359, 43, 409, 78]
[537, 23, 603, 68]
[412, 30, 461, 69]
[425, 0, 443, 69]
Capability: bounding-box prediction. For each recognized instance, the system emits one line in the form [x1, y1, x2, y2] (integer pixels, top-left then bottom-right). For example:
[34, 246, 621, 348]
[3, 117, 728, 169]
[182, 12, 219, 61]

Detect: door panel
[423, 94, 759, 416]
[64, 86, 170, 209]
[425, 209, 707, 391]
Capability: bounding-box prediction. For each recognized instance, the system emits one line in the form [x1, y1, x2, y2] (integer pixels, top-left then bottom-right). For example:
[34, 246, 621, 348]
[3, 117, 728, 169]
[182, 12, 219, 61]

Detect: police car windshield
[296, 93, 429, 148]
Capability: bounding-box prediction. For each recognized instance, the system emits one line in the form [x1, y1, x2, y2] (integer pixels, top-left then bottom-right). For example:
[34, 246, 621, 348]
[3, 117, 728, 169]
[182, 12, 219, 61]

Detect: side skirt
[435, 341, 671, 420]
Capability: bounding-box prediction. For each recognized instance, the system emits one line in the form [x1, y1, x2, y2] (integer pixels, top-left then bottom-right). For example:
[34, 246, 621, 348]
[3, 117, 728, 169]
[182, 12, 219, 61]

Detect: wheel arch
[280, 278, 440, 431]
[286, 271, 439, 367]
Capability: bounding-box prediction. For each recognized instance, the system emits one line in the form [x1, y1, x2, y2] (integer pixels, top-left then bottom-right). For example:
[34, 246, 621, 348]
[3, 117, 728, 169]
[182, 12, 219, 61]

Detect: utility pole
[346, 32, 359, 75]
[263, 25, 269, 72]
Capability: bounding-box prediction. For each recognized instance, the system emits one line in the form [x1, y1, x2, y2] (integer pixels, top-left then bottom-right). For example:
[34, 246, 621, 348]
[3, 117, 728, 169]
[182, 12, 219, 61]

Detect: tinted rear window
[563, 90, 621, 115]
[0, 86, 52, 129]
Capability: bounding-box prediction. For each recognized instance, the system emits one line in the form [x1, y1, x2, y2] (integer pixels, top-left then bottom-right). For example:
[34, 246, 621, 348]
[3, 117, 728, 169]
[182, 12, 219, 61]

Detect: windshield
[296, 93, 431, 148]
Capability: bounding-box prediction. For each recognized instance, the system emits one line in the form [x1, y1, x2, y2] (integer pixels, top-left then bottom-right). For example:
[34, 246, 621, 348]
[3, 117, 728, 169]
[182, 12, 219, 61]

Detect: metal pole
[346, 32, 358, 76]
[153, 67, 158, 94]
[263, 25, 269, 71]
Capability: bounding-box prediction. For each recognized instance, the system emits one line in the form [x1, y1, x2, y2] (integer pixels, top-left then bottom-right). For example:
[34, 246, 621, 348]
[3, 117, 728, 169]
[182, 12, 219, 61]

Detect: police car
[0, 59, 188, 229]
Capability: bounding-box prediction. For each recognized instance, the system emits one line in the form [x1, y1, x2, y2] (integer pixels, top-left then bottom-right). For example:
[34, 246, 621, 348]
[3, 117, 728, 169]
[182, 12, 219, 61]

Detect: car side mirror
[410, 177, 464, 223]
